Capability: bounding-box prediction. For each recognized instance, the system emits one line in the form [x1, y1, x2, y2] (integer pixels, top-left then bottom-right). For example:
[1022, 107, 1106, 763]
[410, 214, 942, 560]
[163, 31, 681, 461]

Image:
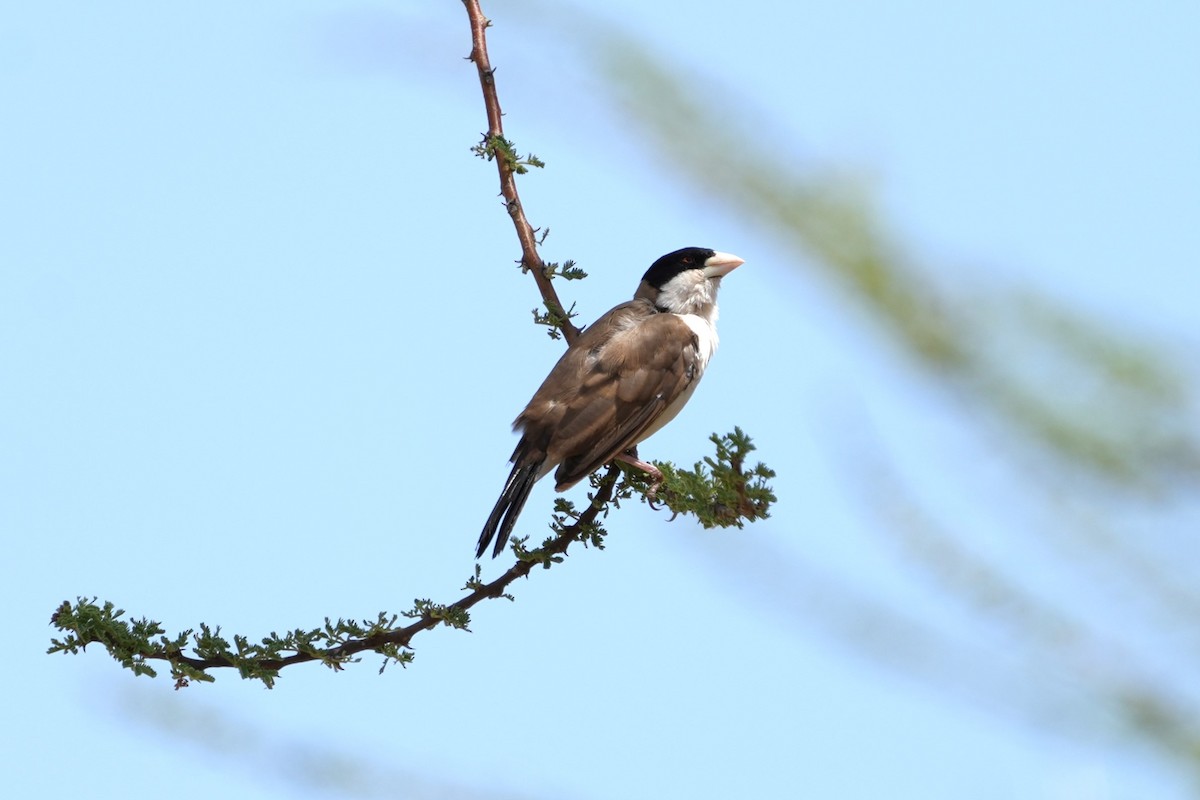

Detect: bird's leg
[616, 446, 664, 503]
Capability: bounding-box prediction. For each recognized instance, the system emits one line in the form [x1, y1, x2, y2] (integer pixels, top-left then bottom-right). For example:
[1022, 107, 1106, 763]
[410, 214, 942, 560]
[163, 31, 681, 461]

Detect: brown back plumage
[514, 299, 702, 491]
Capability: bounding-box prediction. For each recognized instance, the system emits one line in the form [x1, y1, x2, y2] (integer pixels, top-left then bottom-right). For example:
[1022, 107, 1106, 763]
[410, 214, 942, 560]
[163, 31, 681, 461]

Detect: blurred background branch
[559, 10, 1199, 491]
[516, 2, 1200, 787]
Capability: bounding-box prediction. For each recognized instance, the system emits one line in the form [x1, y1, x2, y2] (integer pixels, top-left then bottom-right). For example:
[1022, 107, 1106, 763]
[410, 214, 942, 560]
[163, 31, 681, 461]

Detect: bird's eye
[682, 256, 694, 264]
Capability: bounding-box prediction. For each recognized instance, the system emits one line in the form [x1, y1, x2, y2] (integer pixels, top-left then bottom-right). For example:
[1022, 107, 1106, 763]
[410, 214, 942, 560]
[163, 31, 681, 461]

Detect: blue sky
[4, 2, 1199, 799]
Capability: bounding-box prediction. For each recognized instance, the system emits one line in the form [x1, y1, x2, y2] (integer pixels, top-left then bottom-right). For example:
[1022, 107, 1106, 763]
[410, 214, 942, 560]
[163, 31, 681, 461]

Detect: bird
[476, 246, 744, 559]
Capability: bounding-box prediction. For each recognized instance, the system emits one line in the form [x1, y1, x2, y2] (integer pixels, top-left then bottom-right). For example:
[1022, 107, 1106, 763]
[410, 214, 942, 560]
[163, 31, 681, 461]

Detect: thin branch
[51, 414, 773, 685]
[462, 0, 580, 345]
[174, 467, 618, 674]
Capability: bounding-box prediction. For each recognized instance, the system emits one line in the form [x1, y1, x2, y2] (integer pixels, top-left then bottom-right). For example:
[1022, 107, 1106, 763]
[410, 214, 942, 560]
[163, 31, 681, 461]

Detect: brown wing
[513, 300, 701, 491]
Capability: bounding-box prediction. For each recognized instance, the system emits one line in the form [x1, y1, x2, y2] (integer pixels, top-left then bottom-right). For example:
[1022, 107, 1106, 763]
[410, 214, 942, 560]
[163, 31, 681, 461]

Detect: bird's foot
[615, 448, 664, 506]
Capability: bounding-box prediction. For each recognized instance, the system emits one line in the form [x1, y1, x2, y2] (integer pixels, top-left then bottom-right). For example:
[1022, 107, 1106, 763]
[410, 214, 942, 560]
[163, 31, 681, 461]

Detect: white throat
[645, 271, 723, 370]
[655, 273, 722, 320]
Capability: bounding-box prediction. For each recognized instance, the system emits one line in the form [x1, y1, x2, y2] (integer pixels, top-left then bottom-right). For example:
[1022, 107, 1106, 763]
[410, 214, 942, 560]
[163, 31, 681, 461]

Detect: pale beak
[702, 251, 745, 278]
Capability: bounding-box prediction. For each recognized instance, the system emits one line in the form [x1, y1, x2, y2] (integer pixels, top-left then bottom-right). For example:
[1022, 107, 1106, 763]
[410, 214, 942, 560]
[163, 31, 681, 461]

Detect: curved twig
[143, 466, 620, 679]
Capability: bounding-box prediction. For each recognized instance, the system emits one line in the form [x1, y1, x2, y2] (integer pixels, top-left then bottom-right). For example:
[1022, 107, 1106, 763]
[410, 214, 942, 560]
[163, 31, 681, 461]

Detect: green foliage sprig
[532, 300, 579, 339]
[471, 133, 545, 175]
[540, 259, 587, 281]
[624, 427, 777, 527]
[530, 262, 586, 338]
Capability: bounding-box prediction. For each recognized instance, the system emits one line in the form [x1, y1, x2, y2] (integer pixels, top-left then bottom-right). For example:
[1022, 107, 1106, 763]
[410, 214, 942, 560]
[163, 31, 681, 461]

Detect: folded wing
[513, 301, 702, 491]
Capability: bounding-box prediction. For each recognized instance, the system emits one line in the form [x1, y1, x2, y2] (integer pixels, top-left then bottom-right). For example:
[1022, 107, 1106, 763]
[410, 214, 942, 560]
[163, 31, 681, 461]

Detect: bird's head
[635, 247, 745, 316]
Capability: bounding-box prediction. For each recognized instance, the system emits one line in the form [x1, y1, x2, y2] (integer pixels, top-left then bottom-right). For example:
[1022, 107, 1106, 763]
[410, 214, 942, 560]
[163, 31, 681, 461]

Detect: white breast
[636, 312, 719, 443]
[678, 312, 719, 370]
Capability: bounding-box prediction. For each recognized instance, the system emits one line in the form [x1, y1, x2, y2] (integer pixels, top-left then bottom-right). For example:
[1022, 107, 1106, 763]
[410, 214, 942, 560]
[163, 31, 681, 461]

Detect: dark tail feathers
[477, 458, 542, 559]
